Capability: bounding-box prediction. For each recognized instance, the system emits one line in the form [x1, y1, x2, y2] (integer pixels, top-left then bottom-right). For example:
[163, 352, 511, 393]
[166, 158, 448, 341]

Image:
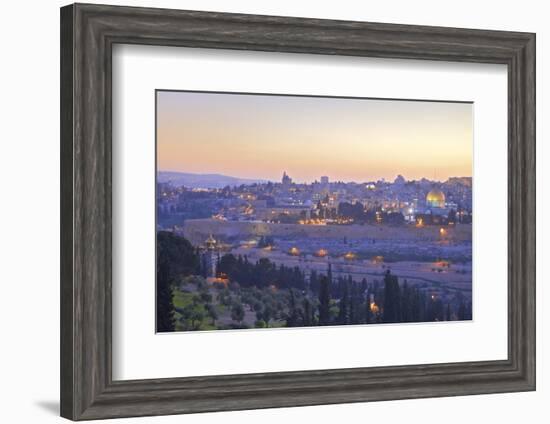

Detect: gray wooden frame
[60, 3, 536, 421]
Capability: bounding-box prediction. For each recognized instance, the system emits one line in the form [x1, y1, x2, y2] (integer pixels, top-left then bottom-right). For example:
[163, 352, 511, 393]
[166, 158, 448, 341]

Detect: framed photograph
[60, 3, 535, 420]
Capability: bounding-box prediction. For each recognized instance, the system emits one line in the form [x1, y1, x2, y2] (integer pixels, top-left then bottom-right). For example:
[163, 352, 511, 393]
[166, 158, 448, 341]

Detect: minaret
[203, 234, 218, 277]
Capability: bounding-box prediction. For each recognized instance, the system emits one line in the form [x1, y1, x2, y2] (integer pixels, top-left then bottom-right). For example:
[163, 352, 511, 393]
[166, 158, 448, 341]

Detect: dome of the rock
[426, 188, 446, 209]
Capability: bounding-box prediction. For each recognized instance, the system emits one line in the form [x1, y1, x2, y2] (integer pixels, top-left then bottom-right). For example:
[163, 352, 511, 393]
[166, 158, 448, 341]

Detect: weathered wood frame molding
[60, 3, 535, 420]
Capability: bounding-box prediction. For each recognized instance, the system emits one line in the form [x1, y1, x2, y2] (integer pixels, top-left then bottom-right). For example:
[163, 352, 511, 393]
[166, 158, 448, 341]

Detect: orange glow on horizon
[157, 91, 473, 183]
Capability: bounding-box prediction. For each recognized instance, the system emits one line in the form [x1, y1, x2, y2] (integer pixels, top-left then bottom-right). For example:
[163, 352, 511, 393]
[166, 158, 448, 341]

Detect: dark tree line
[157, 234, 472, 332]
[156, 231, 200, 332]
[379, 270, 472, 324]
[218, 254, 307, 290]
[217, 253, 471, 328]
[217, 253, 472, 328]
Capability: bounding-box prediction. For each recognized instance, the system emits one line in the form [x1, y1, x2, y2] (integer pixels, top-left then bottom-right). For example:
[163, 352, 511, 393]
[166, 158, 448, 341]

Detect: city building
[413, 187, 452, 225]
[426, 187, 446, 209]
[281, 171, 292, 187]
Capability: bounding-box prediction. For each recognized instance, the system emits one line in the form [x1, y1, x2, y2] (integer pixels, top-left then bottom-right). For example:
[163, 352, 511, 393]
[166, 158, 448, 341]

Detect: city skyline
[157, 168, 470, 185]
[157, 91, 473, 183]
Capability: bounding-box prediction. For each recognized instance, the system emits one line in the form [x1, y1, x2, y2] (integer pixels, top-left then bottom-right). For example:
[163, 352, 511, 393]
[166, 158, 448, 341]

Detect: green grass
[173, 289, 194, 309]
[173, 287, 219, 331]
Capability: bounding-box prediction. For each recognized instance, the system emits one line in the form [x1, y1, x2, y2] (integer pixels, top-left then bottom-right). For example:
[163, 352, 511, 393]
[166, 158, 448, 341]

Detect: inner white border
[112, 44, 508, 381]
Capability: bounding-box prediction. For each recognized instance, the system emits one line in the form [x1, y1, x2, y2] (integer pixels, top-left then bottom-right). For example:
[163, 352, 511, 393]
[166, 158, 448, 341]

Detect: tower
[203, 234, 218, 277]
[282, 171, 292, 187]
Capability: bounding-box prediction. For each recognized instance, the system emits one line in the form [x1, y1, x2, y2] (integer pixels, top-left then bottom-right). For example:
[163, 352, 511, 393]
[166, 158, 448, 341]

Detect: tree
[446, 303, 452, 321]
[255, 258, 275, 288]
[231, 303, 245, 324]
[182, 302, 206, 330]
[458, 301, 467, 321]
[157, 231, 200, 278]
[428, 297, 444, 321]
[338, 201, 365, 221]
[218, 253, 238, 277]
[260, 302, 274, 326]
[205, 303, 218, 325]
[301, 297, 315, 327]
[360, 278, 368, 293]
[384, 211, 405, 225]
[337, 278, 351, 325]
[349, 281, 364, 324]
[255, 320, 267, 328]
[401, 280, 414, 322]
[309, 270, 319, 294]
[156, 258, 175, 332]
[286, 289, 301, 327]
[318, 275, 331, 325]
[218, 254, 307, 291]
[383, 270, 401, 323]
[156, 232, 201, 332]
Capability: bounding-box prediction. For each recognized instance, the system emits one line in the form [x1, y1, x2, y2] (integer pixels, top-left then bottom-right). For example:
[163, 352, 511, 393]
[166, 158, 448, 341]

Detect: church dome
[426, 188, 446, 208]
[205, 234, 217, 250]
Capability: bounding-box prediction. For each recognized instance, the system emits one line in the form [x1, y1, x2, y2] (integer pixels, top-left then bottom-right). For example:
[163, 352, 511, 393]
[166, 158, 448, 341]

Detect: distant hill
[158, 171, 269, 189]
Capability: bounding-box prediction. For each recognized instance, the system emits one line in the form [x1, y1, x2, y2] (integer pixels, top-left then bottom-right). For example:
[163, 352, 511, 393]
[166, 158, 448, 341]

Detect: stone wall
[180, 218, 472, 245]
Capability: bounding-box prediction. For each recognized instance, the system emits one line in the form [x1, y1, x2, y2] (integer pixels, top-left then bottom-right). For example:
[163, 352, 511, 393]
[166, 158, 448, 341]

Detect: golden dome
[205, 234, 217, 250]
[426, 188, 445, 208]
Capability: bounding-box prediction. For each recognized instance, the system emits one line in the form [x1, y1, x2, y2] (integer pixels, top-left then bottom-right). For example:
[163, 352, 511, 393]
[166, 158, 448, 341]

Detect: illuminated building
[426, 188, 446, 209]
[411, 187, 453, 226]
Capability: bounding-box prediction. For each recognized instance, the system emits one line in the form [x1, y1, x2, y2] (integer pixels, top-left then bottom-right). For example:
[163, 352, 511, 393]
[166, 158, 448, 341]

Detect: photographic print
[156, 90, 473, 333]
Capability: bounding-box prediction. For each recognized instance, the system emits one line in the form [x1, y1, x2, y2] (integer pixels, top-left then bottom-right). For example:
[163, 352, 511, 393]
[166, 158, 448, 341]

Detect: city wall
[181, 219, 472, 245]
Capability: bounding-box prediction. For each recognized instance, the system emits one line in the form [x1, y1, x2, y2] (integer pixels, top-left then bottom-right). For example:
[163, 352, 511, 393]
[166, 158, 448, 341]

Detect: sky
[157, 90, 472, 183]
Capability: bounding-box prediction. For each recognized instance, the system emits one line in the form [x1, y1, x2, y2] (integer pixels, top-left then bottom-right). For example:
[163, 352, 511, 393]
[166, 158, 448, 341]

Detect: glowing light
[344, 252, 356, 260]
[298, 218, 327, 226]
[289, 247, 300, 256]
[370, 302, 379, 314]
[315, 249, 328, 257]
[209, 277, 229, 287]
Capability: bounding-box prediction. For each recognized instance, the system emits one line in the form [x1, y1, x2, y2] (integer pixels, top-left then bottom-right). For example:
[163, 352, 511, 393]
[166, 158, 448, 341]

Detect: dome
[205, 234, 217, 250]
[426, 188, 446, 209]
